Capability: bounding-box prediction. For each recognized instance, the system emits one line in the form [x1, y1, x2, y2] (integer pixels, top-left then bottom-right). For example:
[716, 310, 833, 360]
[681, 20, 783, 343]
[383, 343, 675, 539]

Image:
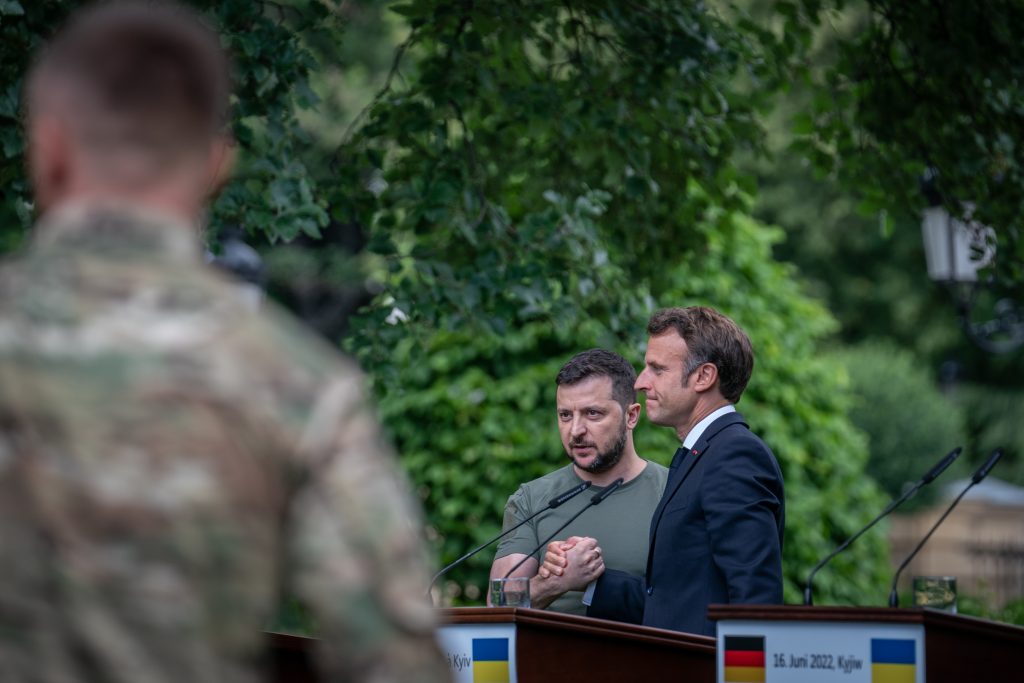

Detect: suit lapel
[691, 411, 746, 455]
[645, 447, 701, 581]
[645, 412, 750, 575]
[648, 447, 699, 544]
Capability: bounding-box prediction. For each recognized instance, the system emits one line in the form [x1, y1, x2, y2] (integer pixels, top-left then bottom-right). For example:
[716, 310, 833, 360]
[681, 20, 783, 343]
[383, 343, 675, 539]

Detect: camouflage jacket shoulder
[0, 204, 448, 683]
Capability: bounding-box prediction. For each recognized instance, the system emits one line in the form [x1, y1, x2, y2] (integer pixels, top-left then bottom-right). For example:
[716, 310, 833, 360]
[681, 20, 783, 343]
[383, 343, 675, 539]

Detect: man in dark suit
[541, 306, 785, 636]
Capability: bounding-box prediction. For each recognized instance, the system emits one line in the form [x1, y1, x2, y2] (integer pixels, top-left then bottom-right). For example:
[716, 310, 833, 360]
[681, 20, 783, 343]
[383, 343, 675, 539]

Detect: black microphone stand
[426, 480, 592, 600]
[889, 449, 1003, 608]
[502, 478, 624, 579]
[804, 447, 962, 605]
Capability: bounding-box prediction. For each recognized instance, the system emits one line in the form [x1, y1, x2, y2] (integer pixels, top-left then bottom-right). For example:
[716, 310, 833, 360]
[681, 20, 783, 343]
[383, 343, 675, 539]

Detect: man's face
[635, 332, 698, 429]
[556, 375, 630, 474]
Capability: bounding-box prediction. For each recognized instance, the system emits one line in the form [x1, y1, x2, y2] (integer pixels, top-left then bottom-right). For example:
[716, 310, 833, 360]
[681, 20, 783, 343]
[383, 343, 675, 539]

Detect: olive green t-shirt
[494, 461, 669, 615]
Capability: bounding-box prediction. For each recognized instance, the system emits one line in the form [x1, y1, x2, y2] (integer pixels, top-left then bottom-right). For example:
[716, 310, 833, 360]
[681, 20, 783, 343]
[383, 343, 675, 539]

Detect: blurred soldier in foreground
[0, 2, 448, 682]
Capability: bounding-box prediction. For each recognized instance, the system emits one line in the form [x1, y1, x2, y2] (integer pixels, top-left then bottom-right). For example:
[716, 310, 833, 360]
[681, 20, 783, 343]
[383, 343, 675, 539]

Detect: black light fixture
[920, 169, 1024, 354]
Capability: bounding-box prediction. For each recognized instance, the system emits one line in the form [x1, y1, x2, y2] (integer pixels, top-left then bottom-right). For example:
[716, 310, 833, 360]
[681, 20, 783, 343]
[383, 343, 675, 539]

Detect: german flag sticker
[724, 635, 766, 683]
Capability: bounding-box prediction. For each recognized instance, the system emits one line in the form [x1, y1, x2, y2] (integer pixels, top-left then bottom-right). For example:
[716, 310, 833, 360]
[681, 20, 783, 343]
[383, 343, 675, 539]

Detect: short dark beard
[570, 419, 628, 474]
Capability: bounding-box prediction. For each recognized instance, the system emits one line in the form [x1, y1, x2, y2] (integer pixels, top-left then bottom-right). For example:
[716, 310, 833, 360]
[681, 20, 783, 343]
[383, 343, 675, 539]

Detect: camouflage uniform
[0, 204, 448, 683]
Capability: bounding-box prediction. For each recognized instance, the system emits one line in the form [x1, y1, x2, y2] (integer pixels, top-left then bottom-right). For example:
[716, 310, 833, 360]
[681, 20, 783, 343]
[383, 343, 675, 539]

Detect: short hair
[25, 1, 230, 166]
[647, 306, 754, 404]
[556, 349, 637, 408]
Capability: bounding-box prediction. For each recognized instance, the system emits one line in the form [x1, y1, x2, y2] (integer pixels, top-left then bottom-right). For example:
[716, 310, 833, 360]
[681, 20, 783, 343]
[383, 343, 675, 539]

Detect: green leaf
[0, 1, 24, 17]
[0, 128, 22, 158]
[389, 4, 417, 18]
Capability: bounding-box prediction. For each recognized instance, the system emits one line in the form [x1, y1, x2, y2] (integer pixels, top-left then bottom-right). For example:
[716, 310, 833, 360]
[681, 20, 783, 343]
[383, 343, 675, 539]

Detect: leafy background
[1, 0, 1021, 623]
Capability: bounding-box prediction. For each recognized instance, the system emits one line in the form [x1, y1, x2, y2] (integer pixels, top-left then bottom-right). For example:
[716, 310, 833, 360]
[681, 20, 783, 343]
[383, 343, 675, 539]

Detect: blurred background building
[890, 478, 1024, 609]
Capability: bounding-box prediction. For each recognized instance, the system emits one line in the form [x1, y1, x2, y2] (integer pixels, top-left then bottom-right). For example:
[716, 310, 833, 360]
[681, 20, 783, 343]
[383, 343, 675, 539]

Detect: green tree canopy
[746, 1, 1024, 484]
[0, 0, 335, 248]
[834, 342, 969, 510]
[798, 0, 1024, 286]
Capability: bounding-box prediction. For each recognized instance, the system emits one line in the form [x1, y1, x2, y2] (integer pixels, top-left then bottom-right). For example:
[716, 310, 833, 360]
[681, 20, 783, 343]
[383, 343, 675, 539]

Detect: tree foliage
[748, 1, 1024, 485]
[334, 0, 797, 367]
[800, 0, 1024, 285]
[0, 0, 336, 250]
[833, 342, 969, 510]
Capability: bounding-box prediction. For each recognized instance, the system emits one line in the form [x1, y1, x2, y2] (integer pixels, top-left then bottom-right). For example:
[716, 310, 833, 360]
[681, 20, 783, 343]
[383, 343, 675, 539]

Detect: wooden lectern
[269, 607, 715, 683]
[709, 604, 1024, 683]
[438, 607, 714, 682]
[269, 604, 1024, 681]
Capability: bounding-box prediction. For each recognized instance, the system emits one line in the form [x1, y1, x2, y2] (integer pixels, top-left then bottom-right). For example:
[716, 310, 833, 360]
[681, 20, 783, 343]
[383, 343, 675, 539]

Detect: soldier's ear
[28, 116, 73, 214]
[204, 135, 236, 199]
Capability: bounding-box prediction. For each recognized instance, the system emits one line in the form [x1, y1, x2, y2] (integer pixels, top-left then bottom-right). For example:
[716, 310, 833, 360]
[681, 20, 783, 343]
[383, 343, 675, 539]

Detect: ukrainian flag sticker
[472, 637, 510, 683]
[871, 638, 916, 683]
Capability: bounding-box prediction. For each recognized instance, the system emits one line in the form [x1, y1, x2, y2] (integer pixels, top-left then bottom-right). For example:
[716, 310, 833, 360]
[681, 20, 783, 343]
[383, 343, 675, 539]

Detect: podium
[269, 604, 1024, 682]
[269, 607, 716, 682]
[437, 607, 714, 682]
[709, 604, 1024, 683]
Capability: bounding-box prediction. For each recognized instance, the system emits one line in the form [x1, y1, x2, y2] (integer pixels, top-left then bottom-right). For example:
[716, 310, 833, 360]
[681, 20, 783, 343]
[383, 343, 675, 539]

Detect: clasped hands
[536, 535, 605, 592]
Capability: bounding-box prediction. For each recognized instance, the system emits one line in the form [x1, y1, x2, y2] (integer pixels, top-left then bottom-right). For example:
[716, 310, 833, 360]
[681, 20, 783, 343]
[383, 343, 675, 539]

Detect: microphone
[888, 448, 1003, 608]
[920, 447, 963, 485]
[803, 446, 962, 605]
[426, 480, 591, 598]
[501, 478, 624, 579]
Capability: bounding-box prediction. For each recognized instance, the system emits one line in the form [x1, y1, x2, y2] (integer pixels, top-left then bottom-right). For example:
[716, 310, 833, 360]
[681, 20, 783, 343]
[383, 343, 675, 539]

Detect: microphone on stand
[888, 448, 1003, 608]
[803, 447, 962, 605]
[502, 478, 624, 579]
[426, 480, 592, 599]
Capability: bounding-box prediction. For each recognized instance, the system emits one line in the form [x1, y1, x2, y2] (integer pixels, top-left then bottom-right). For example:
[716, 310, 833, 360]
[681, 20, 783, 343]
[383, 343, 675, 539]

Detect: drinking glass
[913, 575, 957, 613]
[490, 577, 531, 608]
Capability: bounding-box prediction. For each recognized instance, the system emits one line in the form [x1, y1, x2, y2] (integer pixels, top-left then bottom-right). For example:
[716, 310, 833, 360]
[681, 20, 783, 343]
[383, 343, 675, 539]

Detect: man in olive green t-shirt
[489, 349, 668, 614]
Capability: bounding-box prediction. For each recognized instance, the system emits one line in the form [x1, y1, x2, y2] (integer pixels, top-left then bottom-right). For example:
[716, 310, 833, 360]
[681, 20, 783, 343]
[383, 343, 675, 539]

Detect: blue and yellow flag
[472, 638, 510, 683]
[871, 638, 916, 683]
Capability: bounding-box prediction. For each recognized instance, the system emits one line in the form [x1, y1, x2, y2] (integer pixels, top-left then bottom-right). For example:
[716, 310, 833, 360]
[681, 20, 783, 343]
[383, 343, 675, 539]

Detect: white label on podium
[437, 622, 518, 683]
[717, 620, 924, 683]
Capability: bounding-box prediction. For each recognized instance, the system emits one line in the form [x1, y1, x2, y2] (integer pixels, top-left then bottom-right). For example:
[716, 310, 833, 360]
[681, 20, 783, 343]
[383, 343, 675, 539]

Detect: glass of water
[490, 577, 531, 608]
[913, 576, 957, 613]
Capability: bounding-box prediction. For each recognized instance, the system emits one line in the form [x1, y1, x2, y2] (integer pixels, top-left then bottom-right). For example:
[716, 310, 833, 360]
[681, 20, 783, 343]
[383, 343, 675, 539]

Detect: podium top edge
[438, 606, 716, 650]
[707, 604, 1024, 638]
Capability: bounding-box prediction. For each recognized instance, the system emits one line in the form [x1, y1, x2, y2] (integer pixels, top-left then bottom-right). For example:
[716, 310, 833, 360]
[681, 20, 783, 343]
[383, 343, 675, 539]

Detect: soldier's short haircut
[647, 306, 754, 404]
[556, 348, 637, 408]
[25, 0, 230, 163]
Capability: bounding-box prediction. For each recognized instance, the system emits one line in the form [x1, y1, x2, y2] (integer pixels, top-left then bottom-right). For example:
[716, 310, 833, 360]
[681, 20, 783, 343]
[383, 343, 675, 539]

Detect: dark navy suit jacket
[587, 411, 785, 636]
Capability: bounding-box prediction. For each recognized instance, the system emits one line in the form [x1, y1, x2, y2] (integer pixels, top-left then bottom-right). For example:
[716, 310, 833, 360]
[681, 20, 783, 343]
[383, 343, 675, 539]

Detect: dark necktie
[669, 446, 686, 470]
